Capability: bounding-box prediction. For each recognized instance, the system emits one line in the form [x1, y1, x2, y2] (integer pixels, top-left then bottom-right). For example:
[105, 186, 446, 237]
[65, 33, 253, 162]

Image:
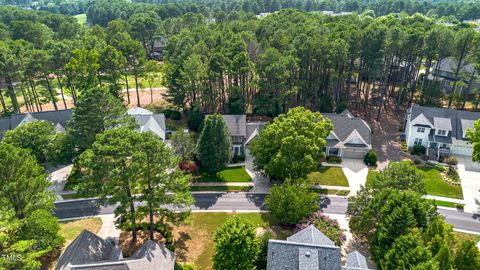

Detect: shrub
[326, 156, 342, 164]
[170, 110, 182, 120]
[444, 156, 458, 166]
[232, 152, 246, 163]
[401, 140, 408, 152]
[297, 211, 346, 246]
[187, 106, 204, 132]
[412, 144, 426, 155]
[445, 166, 460, 184]
[335, 101, 348, 114]
[413, 159, 421, 165]
[363, 150, 377, 166]
[175, 263, 196, 270]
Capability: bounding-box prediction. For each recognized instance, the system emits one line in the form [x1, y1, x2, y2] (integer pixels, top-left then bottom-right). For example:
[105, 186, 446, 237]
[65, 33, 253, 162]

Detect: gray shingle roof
[287, 225, 335, 246]
[127, 107, 166, 140]
[207, 115, 247, 137]
[55, 231, 175, 270]
[345, 251, 368, 269]
[267, 225, 369, 270]
[322, 113, 371, 146]
[0, 110, 72, 140]
[410, 105, 480, 141]
[432, 57, 475, 75]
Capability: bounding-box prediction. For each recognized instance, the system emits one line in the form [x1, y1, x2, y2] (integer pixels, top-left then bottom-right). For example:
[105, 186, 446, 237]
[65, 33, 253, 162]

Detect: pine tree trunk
[0, 85, 7, 115]
[124, 69, 131, 104]
[45, 76, 58, 110]
[56, 75, 68, 109]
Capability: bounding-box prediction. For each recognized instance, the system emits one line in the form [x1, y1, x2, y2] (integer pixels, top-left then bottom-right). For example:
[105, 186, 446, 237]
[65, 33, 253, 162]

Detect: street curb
[453, 228, 480, 235]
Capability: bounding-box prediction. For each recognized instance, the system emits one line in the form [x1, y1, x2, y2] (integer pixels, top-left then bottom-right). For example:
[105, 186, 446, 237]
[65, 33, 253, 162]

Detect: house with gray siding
[322, 110, 372, 159]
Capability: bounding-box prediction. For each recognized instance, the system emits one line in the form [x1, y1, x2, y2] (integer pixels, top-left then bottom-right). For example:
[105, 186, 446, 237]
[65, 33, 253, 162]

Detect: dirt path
[19, 88, 168, 113]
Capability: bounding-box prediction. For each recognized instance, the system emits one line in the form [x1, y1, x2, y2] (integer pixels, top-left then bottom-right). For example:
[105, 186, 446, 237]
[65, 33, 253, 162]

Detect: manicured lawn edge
[307, 167, 349, 187]
[426, 199, 464, 209]
[196, 166, 252, 182]
[190, 186, 252, 192]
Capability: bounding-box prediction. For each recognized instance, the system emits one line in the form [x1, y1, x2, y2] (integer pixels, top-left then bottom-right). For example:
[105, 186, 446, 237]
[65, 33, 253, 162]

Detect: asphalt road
[54, 193, 480, 233]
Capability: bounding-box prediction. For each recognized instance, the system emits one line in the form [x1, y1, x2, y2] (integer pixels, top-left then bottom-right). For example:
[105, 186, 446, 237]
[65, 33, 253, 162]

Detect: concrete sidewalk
[97, 214, 121, 244]
[191, 182, 254, 186]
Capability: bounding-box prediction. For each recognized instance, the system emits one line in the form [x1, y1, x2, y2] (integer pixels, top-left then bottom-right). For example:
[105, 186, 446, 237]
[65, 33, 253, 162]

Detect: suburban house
[322, 110, 372, 159]
[404, 105, 480, 160]
[209, 114, 267, 155]
[150, 36, 167, 60]
[427, 57, 480, 94]
[127, 107, 166, 140]
[0, 110, 72, 140]
[55, 230, 175, 270]
[267, 225, 370, 270]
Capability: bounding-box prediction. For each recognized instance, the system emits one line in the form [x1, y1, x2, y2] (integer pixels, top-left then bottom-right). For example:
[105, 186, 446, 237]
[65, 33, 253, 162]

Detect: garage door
[451, 145, 473, 156]
[342, 149, 367, 159]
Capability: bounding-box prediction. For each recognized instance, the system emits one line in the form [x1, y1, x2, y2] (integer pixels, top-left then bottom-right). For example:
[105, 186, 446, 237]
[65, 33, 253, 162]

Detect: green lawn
[74, 14, 87, 25]
[172, 212, 290, 269]
[307, 166, 349, 186]
[60, 218, 102, 244]
[190, 186, 252, 192]
[418, 166, 463, 199]
[196, 166, 252, 182]
[426, 199, 464, 209]
[366, 169, 379, 187]
[454, 232, 480, 244]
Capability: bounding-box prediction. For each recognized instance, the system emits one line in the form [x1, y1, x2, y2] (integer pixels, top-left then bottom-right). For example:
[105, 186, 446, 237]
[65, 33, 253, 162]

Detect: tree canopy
[196, 114, 232, 172]
[250, 106, 332, 181]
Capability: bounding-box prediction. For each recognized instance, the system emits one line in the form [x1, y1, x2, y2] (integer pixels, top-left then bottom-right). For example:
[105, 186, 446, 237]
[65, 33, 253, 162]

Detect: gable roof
[432, 57, 475, 75]
[127, 107, 166, 140]
[55, 231, 175, 270]
[0, 110, 73, 140]
[211, 115, 247, 137]
[267, 225, 369, 270]
[345, 251, 368, 270]
[409, 105, 480, 140]
[322, 113, 371, 148]
[287, 225, 335, 246]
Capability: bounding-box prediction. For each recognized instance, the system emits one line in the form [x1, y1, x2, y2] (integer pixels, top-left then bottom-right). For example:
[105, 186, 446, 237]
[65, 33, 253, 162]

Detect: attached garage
[451, 145, 473, 156]
[342, 148, 368, 159]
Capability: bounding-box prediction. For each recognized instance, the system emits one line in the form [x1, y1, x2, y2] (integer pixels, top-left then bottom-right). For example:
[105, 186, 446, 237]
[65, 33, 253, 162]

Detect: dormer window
[417, 127, 425, 133]
[350, 137, 361, 144]
[436, 129, 447, 136]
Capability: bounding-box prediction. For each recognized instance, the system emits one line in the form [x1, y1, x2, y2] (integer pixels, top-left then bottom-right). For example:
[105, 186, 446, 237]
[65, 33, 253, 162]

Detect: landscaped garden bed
[195, 166, 252, 182]
[307, 166, 349, 186]
[418, 165, 463, 199]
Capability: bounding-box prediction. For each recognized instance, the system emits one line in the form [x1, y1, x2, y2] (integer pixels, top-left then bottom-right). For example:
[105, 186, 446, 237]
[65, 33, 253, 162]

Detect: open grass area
[196, 166, 252, 182]
[60, 218, 103, 245]
[74, 14, 87, 25]
[172, 212, 291, 269]
[190, 186, 252, 192]
[311, 188, 350, 196]
[426, 199, 464, 209]
[418, 165, 463, 199]
[307, 166, 349, 186]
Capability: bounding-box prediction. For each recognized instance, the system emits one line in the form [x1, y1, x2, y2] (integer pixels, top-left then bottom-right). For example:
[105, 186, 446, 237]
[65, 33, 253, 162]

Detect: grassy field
[307, 166, 349, 186]
[418, 165, 463, 199]
[172, 212, 290, 269]
[60, 218, 103, 244]
[196, 166, 252, 182]
[74, 14, 87, 25]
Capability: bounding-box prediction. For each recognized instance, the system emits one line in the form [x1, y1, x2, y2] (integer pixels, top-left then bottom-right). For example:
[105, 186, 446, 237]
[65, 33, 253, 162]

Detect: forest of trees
[0, 1, 479, 120]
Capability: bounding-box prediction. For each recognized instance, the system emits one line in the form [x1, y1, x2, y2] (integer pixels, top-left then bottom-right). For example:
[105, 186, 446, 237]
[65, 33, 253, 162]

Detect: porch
[325, 146, 342, 157]
[426, 141, 451, 161]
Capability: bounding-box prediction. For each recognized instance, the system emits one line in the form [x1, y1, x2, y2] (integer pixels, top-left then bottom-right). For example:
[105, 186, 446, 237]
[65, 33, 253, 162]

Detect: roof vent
[305, 251, 311, 257]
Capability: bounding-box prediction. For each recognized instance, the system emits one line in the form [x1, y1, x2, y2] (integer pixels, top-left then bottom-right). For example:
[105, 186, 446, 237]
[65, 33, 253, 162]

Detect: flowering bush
[178, 162, 198, 174]
[296, 211, 346, 246]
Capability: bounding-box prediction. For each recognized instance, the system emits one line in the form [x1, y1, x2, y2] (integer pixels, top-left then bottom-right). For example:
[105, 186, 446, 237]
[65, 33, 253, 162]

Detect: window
[417, 127, 425, 133]
[414, 138, 423, 145]
[436, 129, 447, 136]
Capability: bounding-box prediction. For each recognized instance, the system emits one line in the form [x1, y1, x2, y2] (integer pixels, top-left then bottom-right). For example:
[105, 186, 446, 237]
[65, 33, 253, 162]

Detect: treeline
[0, 0, 88, 15]
[131, 0, 480, 21]
[163, 10, 480, 119]
[0, 5, 174, 115]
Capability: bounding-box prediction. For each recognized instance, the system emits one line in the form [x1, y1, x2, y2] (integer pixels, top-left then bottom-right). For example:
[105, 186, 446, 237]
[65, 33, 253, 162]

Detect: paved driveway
[455, 156, 480, 213]
[341, 159, 368, 195]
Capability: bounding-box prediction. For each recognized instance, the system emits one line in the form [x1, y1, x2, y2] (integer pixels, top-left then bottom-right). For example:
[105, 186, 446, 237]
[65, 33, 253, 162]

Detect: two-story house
[322, 110, 372, 159]
[405, 105, 480, 160]
[427, 57, 480, 94]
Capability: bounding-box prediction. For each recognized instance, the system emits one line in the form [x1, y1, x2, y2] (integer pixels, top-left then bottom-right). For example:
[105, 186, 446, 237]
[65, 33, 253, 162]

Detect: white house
[127, 107, 166, 140]
[404, 105, 480, 159]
